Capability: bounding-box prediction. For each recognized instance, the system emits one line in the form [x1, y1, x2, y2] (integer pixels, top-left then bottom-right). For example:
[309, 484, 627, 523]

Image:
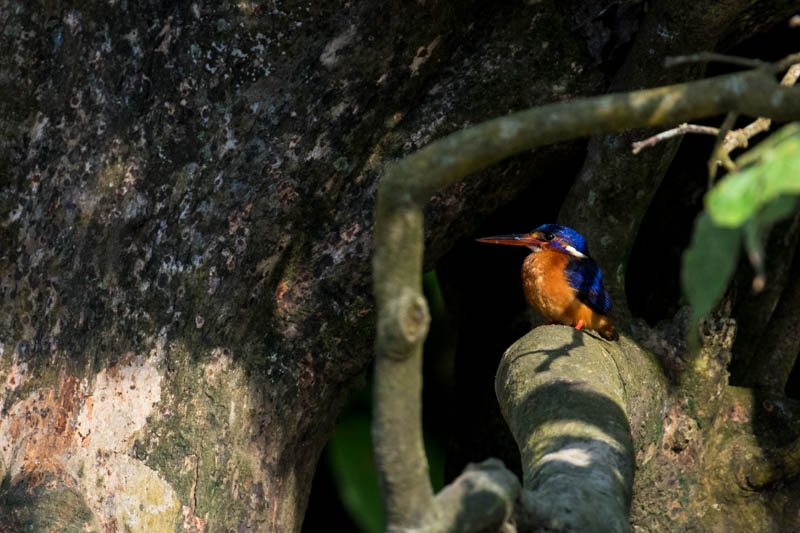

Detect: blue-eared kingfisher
[477, 224, 619, 340]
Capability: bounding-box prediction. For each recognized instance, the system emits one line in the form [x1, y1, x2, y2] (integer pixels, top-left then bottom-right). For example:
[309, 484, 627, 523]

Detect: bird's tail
[599, 321, 619, 341]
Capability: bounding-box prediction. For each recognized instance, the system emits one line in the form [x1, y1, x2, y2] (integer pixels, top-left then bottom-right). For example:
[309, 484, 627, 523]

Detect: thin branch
[665, 52, 769, 69]
[775, 53, 800, 73]
[631, 123, 719, 154]
[665, 51, 800, 75]
[707, 112, 738, 185]
[784, 62, 800, 84]
[722, 62, 800, 154]
[632, 62, 800, 158]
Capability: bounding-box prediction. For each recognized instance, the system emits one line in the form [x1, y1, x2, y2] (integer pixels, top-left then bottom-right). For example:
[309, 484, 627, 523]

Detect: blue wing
[564, 258, 611, 314]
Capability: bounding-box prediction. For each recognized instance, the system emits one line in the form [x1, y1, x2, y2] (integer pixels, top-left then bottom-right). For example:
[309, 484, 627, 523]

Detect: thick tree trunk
[0, 1, 798, 531]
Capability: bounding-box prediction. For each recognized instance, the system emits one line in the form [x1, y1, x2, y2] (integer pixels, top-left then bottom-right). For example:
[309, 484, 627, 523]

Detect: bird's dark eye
[544, 231, 555, 241]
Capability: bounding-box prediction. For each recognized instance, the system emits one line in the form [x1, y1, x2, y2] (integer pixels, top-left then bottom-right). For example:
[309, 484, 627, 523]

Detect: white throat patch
[564, 245, 587, 258]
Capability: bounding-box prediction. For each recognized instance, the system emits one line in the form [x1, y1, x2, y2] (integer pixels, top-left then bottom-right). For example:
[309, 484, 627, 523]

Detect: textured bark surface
[0, 2, 623, 531]
[496, 328, 640, 533]
[629, 312, 800, 532]
[0, 1, 798, 531]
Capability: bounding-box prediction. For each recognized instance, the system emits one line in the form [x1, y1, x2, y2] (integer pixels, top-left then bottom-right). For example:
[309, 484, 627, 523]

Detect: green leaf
[754, 193, 799, 228]
[742, 194, 799, 291]
[682, 124, 800, 346]
[705, 165, 761, 226]
[734, 122, 800, 167]
[706, 123, 800, 227]
[426, 434, 445, 493]
[327, 415, 384, 533]
[423, 269, 448, 323]
[743, 193, 800, 263]
[681, 212, 741, 324]
[326, 413, 445, 532]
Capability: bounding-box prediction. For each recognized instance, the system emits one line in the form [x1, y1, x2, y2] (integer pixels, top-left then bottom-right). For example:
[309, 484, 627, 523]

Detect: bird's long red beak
[475, 234, 545, 247]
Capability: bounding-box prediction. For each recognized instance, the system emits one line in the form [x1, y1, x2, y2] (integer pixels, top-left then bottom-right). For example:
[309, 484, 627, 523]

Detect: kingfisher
[477, 224, 618, 341]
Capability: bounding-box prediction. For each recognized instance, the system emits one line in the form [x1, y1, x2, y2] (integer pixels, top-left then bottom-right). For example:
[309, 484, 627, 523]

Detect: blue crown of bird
[477, 223, 618, 341]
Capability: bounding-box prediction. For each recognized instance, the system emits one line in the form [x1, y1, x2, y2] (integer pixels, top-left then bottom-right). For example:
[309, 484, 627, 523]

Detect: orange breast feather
[521, 251, 613, 333]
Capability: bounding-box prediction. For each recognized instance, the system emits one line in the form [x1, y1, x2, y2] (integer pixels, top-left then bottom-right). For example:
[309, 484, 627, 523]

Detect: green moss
[678, 477, 690, 508]
[133, 343, 259, 532]
[280, 238, 306, 284]
[0, 476, 100, 533]
[333, 157, 350, 171]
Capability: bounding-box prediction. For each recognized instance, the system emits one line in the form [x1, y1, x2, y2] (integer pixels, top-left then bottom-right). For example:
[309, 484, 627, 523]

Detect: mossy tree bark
[0, 1, 798, 532]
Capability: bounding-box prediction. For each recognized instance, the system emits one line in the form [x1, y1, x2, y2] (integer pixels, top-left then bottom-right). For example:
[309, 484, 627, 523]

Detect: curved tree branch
[495, 327, 635, 533]
[373, 59, 800, 531]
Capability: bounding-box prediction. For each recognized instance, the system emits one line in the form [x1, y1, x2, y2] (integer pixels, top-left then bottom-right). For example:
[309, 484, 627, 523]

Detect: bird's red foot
[574, 319, 585, 331]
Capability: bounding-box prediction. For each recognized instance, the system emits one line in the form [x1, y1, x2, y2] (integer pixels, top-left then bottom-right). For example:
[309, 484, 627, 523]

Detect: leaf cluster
[682, 123, 800, 326]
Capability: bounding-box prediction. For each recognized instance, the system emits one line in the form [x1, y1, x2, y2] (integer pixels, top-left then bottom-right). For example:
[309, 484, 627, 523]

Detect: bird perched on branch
[477, 224, 618, 341]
